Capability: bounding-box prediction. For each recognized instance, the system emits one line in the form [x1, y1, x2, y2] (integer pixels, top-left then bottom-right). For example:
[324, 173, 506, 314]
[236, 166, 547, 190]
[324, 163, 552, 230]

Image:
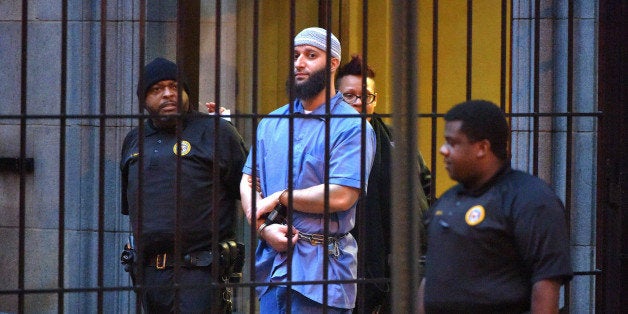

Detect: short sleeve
[511, 182, 573, 284]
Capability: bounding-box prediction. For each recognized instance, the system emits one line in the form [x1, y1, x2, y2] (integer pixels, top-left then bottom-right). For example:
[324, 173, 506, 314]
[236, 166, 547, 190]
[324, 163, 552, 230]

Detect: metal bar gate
[0, 0, 606, 313]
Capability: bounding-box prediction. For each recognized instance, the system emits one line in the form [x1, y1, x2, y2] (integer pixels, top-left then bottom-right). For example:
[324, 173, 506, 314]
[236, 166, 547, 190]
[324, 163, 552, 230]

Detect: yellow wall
[414, 1, 511, 195]
[236, 0, 510, 197]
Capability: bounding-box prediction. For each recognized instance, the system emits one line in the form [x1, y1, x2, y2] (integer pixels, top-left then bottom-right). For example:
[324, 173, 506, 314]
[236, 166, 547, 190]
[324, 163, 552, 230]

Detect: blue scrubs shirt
[243, 92, 376, 309]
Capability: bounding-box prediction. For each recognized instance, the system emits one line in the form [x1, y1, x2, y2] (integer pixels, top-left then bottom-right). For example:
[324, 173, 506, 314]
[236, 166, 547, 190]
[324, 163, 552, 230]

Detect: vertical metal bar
[430, 0, 439, 205]
[58, 0, 68, 312]
[499, 0, 507, 110]
[596, 2, 626, 311]
[391, 0, 420, 313]
[361, 8, 368, 136]
[174, 4, 183, 310]
[97, 1, 108, 312]
[174, 2, 201, 311]
[466, 0, 473, 100]
[563, 1, 575, 311]
[508, 0, 513, 112]
[178, 1, 200, 109]
[532, 0, 540, 176]
[173, 98, 183, 314]
[18, 0, 28, 312]
[214, 0, 222, 112]
[354, 1, 370, 310]
[211, 0, 223, 308]
[318, 0, 331, 27]
[248, 1, 261, 313]
[322, 2, 334, 311]
[135, 1, 146, 313]
[286, 1, 296, 312]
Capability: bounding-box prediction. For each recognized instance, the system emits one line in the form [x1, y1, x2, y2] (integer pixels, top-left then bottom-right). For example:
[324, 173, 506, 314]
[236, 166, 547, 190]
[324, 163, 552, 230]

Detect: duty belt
[146, 251, 213, 269]
[298, 231, 348, 258]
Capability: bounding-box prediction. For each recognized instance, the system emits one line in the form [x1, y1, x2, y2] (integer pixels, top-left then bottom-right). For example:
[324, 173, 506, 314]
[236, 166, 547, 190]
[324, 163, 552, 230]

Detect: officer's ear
[476, 139, 491, 158]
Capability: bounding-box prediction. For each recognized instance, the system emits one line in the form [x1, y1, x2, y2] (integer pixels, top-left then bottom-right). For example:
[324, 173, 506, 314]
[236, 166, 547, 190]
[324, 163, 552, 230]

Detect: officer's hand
[205, 102, 226, 114]
[260, 224, 298, 252]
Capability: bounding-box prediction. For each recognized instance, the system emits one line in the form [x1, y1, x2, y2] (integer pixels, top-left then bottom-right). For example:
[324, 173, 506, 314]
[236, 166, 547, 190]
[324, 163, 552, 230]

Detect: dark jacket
[353, 113, 431, 312]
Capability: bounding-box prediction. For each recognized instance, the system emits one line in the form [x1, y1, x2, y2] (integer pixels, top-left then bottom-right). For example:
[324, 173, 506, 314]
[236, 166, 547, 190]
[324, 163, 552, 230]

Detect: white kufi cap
[294, 27, 341, 61]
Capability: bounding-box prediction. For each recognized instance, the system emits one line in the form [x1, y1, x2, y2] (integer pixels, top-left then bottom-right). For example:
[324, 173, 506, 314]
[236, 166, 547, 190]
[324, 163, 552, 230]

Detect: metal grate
[0, 0, 603, 313]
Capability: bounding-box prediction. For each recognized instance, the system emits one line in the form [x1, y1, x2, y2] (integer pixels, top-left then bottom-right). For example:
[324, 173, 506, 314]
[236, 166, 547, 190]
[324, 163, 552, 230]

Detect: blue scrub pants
[259, 286, 351, 314]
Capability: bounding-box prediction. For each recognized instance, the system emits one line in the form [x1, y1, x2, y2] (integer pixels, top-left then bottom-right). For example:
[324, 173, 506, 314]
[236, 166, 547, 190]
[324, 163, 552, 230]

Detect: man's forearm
[530, 279, 561, 314]
[240, 174, 261, 224]
[280, 184, 359, 214]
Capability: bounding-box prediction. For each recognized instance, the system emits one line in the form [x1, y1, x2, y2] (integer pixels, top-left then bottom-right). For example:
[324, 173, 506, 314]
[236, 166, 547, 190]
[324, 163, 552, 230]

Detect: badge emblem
[465, 205, 485, 226]
[173, 140, 192, 156]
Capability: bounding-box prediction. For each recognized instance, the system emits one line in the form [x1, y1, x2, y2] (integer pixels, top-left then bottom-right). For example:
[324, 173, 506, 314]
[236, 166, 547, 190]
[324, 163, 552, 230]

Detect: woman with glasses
[336, 54, 432, 314]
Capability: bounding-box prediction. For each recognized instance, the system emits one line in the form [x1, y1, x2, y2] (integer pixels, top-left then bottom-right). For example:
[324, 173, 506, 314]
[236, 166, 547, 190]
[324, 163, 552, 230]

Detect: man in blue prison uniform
[240, 27, 376, 313]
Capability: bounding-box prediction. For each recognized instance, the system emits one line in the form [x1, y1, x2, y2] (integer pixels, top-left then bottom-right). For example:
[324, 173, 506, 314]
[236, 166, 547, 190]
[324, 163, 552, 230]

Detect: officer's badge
[173, 140, 192, 156]
[465, 205, 485, 226]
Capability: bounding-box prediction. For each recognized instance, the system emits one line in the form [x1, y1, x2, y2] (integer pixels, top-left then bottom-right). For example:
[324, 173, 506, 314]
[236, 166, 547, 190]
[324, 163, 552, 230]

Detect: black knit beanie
[137, 57, 189, 100]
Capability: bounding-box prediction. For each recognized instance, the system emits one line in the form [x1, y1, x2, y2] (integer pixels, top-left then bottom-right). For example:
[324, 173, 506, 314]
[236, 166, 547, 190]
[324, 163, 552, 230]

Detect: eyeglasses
[148, 82, 178, 96]
[342, 92, 376, 105]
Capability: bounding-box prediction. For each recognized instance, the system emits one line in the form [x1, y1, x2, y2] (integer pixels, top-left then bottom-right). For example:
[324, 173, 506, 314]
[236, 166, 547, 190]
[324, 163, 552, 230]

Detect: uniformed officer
[120, 57, 247, 313]
[419, 100, 573, 313]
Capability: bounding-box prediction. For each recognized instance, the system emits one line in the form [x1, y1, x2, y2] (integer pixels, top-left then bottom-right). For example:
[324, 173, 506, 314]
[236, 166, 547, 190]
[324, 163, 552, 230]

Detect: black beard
[286, 68, 328, 101]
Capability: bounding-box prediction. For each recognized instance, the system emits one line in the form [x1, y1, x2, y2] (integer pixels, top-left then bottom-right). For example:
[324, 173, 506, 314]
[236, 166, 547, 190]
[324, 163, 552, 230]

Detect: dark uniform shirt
[120, 111, 247, 256]
[424, 165, 572, 313]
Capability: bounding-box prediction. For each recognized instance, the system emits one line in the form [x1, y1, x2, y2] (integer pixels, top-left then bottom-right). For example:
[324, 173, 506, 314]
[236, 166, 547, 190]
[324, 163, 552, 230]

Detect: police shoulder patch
[173, 140, 192, 156]
[465, 205, 485, 226]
